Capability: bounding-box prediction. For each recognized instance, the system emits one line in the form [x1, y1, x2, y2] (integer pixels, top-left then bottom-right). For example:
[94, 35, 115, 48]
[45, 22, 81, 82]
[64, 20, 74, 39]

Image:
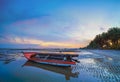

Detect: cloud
[1, 36, 81, 48]
[53, 5, 112, 40]
[1, 0, 118, 48]
[2, 8, 109, 48]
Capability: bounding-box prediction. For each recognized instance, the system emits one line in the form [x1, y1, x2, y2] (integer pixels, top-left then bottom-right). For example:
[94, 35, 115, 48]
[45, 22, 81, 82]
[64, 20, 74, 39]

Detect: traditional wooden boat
[23, 52, 79, 66]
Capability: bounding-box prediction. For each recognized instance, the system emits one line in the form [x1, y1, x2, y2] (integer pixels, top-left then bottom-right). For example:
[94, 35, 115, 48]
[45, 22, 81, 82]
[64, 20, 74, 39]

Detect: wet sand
[0, 49, 120, 82]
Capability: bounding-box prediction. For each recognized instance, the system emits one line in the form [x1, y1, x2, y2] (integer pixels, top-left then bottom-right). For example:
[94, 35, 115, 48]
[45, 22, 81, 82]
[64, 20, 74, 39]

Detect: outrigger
[23, 52, 79, 66]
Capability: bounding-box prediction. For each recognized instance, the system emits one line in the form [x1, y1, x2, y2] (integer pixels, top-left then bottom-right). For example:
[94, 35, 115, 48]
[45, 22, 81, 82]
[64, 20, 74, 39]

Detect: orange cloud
[10, 37, 82, 48]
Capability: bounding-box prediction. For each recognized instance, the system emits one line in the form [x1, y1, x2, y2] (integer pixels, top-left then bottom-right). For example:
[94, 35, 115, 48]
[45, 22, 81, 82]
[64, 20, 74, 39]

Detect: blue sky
[0, 0, 120, 48]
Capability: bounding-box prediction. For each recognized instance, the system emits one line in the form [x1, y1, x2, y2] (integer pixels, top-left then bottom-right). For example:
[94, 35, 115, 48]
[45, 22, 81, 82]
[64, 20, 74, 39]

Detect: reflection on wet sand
[0, 54, 15, 64]
[0, 52, 23, 64]
[23, 61, 79, 80]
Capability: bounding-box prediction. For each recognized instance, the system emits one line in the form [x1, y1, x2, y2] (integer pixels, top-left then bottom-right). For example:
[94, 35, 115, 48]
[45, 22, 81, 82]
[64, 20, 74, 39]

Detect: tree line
[86, 27, 120, 49]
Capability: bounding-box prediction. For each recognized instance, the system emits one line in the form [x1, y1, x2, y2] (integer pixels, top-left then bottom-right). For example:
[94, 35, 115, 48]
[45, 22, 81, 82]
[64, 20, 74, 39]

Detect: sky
[0, 0, 120, 48]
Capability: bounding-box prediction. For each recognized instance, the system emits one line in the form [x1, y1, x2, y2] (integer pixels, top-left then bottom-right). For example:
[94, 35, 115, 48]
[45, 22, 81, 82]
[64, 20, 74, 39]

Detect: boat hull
[23, 52, 76, 67]
[33, 61, 72, 66]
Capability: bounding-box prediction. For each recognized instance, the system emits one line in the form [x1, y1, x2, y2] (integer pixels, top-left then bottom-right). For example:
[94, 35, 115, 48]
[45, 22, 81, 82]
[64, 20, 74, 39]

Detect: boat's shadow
[23, 60, 79, 80]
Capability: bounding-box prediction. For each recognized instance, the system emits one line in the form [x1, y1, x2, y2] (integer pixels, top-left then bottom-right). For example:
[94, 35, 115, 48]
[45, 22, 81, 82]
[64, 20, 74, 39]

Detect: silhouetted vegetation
[87, 27, 120, 49]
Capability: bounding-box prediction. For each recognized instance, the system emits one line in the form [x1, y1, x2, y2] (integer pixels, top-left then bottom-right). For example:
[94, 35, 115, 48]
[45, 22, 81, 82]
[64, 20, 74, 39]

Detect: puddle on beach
[0, 50, 120, 82]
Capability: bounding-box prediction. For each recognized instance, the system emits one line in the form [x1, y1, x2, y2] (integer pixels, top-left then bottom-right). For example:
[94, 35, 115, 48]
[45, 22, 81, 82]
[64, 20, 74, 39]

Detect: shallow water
[0, 50, 120, 82]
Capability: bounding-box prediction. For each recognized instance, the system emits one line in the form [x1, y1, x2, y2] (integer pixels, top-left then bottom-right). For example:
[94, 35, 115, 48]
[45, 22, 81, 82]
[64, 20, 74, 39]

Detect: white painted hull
[33, 60, 72, 66]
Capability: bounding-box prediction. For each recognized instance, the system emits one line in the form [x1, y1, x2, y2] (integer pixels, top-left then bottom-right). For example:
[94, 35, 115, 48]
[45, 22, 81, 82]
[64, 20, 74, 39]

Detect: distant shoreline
[0, 48, 119, 50]
[0, 48, 81, 52]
